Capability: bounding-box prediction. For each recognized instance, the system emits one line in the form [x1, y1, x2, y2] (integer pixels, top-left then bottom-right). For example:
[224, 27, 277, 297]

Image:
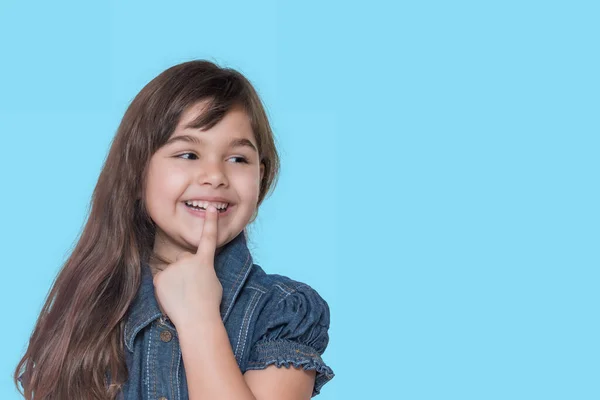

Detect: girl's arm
[154, 207, 319, 399]
[178, 313, 315, 400]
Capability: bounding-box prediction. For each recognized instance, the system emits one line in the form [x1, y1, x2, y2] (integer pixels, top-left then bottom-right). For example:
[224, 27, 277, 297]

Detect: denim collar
[123, 231, 254, 352]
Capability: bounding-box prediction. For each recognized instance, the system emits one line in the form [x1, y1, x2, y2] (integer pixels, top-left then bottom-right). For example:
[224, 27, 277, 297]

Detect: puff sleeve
[245, 283, 335, 397]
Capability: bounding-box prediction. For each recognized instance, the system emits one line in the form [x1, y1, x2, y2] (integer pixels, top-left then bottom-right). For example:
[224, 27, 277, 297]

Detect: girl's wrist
[175, 309, 222, 332]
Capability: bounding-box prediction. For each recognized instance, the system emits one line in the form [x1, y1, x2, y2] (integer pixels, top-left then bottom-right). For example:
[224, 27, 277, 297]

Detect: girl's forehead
[179, 100, 213, 123]
[166, 104, 256, 147]
[177, 102, 250, 132]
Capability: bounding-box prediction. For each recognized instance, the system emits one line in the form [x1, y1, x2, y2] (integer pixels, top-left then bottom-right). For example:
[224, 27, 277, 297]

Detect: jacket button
[160, 330, 172, 342]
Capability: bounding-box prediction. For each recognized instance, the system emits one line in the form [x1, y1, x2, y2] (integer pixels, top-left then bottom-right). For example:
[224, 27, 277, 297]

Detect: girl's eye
[177, 152, 198, 160]
[228, 156, 248, 164]
[177, 153, 248, 163]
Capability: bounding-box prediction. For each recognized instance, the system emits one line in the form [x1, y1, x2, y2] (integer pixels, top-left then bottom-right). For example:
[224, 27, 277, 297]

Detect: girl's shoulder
[238, 263, 335, 397]
[244, 263, 330, 312]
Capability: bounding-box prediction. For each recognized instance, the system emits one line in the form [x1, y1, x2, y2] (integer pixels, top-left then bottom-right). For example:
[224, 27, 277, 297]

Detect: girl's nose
[197, 161, 228, 187]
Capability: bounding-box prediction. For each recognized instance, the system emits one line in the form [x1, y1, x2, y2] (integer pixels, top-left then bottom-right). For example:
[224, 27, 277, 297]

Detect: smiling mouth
[184, 200, 230, 213]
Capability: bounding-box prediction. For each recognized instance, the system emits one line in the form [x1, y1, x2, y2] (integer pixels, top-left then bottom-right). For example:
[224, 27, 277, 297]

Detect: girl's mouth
[183, 200, 233, 217]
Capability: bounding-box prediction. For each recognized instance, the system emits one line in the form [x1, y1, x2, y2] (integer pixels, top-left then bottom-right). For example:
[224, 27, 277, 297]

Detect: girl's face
[144, 102, 264, 263]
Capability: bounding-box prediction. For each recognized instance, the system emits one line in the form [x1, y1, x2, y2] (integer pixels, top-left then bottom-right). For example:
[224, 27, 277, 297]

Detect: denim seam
[252, 340, 324, 358]
[276, 281, 297, 293]
[246, 355, 325, 365]
[294, 349, 318, 357]
[146, 324, 152, 400]
[274, 288, 290, 306]
[275, 283, 307, 306]
[254, 338, 317, 348]
[153, 324, 158, 399]
[246, 285, 266, 294]
[125, 311, 161, 352]
[169, 335, 175, 399]
[273, 292, 285, 305]
[273, 283, 292, 296]
[176, 345, 181, 400]
[234, 290, 262, 361]
[239, 290, 263, 359]
[222, 253, 253, 322]
[228, 253, 248, 296]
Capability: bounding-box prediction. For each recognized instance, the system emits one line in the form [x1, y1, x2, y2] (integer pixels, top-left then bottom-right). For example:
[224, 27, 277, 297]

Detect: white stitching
[223, 253, 254, 322]
[247, 285, 266, 294]
[273, 283, 292, 295]
[125, 312, 162, 352]
[276, 284, 311, 306]
[146, 324, 152, 400]
[176, 345, 181, 400]
[237, 291, 263, 363]
[234, 291, 262, 361]
[234, 291, 259, 358]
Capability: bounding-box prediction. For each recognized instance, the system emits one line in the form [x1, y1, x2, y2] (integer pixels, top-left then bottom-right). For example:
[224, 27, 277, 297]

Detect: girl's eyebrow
[165, 134, 258, 152]
[229, 138, 258, 153]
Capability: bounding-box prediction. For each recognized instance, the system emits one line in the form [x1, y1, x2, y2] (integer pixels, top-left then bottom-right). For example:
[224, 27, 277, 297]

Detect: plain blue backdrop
[1, 1, 598, 399]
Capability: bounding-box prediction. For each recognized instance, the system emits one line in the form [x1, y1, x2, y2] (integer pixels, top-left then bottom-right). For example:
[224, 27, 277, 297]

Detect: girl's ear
[260, 162, 265, 182]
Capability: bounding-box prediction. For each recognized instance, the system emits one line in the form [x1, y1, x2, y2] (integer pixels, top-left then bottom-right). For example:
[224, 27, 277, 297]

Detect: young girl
[14, 60, 334, 399]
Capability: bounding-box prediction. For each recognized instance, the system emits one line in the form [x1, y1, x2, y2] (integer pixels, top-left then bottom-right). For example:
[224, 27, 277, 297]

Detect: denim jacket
[116, 231, 334, 399]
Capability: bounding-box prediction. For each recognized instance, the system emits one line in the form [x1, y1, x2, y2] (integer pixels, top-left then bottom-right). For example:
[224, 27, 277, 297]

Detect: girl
[14, 60, 334, 399]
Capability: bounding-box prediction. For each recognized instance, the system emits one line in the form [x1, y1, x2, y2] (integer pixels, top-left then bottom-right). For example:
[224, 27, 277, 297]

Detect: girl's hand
[153, 205, 223, 328]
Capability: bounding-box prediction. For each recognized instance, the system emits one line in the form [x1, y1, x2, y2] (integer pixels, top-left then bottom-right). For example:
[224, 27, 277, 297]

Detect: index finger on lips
[196, 204, 218, 263]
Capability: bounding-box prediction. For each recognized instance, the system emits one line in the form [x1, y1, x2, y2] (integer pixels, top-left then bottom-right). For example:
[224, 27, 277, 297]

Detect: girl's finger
[196, 204, 218, 263]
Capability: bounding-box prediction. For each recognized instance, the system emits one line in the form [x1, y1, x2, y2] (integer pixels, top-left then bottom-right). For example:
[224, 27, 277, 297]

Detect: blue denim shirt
[116, 231, 334, 399]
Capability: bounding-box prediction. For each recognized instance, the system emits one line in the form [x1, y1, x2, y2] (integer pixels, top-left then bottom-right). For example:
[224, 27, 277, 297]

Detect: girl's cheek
[163, 166, 189, 187]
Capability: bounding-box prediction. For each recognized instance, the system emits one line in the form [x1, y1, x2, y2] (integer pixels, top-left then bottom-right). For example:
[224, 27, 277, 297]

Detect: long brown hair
[14, 60, 280, 399]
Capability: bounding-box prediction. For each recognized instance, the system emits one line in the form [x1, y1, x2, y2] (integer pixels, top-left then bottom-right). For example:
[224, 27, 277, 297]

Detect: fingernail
[207, 205, 216, 212]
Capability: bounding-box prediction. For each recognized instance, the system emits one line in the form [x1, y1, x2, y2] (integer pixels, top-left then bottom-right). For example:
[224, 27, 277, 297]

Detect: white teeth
[185, 200, 229, 210]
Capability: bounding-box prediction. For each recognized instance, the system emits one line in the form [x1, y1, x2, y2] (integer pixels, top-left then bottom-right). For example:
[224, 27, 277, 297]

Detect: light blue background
[1, 1, 598, 399]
